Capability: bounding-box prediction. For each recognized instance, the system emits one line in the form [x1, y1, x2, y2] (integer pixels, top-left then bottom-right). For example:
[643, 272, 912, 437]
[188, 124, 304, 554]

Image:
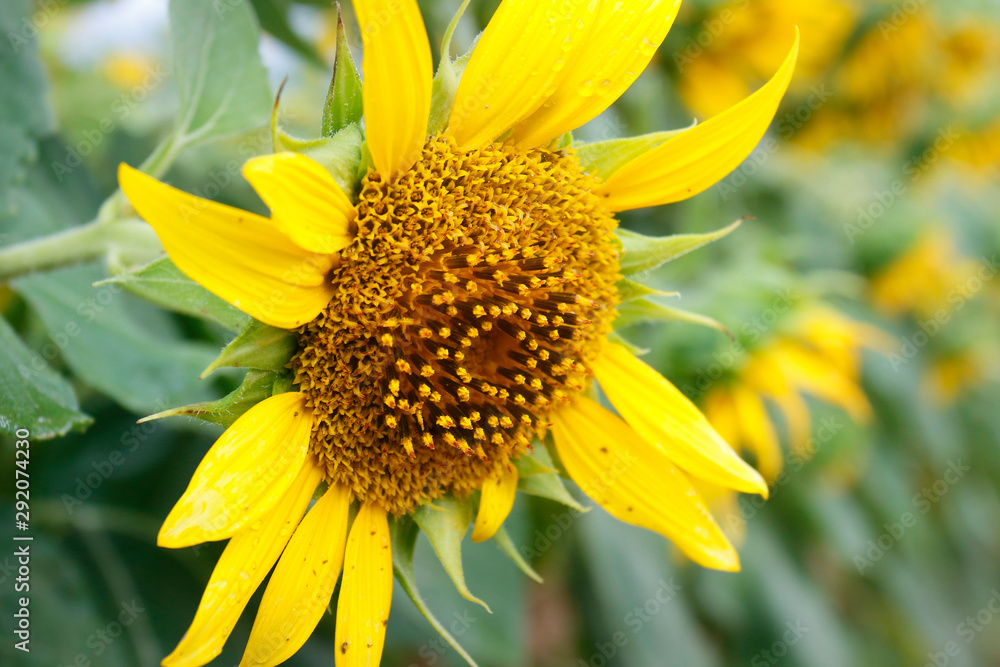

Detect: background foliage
[2, 0, 999, 666]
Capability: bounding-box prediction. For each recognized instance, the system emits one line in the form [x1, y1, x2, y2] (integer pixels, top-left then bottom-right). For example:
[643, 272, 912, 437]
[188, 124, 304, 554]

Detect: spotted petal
[335, 502, 393, 667]
[158, 392, 313, 548]
[162, 463, 323, 667]
[551, 398, 739, 571]
[592, 343, 769, 497]
[240, 484, 351, 667]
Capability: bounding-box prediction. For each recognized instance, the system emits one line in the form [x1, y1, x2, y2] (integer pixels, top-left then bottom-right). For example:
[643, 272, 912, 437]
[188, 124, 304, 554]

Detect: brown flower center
[291, 136, 620, 514]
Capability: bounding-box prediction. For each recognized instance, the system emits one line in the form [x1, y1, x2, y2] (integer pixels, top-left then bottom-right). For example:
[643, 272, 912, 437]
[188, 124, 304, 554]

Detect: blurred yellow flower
[698, 306, 890, 541]
[870, 228, 981, 320]
[101, 52, 157, 90]
[679, 0, 856, 118]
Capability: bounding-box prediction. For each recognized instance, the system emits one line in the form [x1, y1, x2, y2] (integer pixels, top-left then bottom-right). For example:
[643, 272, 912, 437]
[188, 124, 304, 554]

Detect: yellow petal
[471, 465, 518, 543]
[158, 393, 313, 548]
[240, 483, 351, 667]
[162, 463, 323, 667]
[550, 398, 739, 571]
[598, 32, 799, 211]
[592, 343, 768, 497]
[510, 0, 682, 148]
[353, 0, 432, 175]
[118, 163, 335, 329]
[730, 385, 783, 482]
[242, 152, 356, 254]
[336, 502, 393, 667]
[446, 0, 594, 151]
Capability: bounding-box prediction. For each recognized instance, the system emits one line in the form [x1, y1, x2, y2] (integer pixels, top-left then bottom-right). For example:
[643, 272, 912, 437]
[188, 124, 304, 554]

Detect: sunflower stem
[0, 219, 159, 281]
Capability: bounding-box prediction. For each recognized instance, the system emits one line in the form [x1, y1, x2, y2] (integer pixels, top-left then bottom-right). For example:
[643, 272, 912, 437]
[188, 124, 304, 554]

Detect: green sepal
[390, 517, 480, 667]
[271, 94, 363, 199]
[138, 369, 284, 428]
[615, 297, 732, 338]
[607, 330, 649, 356]
[492, 525, 543, 584]
[200, 319, 296, 378]
[616, 219, 743, 276]
[427, 0, 474, 136]
[616, 277, 679, 303]
[95, 257, 249, 332]
[412, 495, 491, 612]
[514, 449, 557, 477]
[517, 446, 588, 513]
[321, 4, 363, 137]
[574, 127, 688, 179]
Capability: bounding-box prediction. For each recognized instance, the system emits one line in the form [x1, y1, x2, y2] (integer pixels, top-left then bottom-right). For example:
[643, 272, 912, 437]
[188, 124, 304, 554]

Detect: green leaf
[0, 0, 54, 215]
[167, 0, 272, 150]
[321, 5, 363, 137]
[12, 265, 218, 415]
[390, 517, 480, 667]
[615, 278, 679, 303]
[517, 445, 587, 512]
[616, 219, 743, 276]
[96, 257, 249, 333]
[615, 297, 732, 338]
[491, 525, 543, 583]
[272, 123, 364, 199]
[249, 0, 324, 68]
[139, 369, 282, 428]
[0, 316, 92, 439]
[427, 0, 473, 136]
[574, 128, 686, 179]
[201, 319, 296, 378]
[412, 495, 491, 612]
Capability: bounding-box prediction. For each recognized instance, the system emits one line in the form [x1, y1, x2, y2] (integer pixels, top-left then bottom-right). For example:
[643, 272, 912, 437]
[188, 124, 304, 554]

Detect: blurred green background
[2, 0, 1000, 666]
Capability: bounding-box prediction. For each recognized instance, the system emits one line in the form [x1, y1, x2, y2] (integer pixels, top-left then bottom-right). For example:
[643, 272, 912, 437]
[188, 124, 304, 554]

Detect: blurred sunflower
[678, 0, 855, 118]
[696, 306, 890, 540]
[869, 227, 980, 320]
[118, 1, 798, 665]
[870, 228, 995, 404]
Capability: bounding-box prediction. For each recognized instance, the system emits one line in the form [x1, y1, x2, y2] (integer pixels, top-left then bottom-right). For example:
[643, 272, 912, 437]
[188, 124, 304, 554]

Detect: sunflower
[117, 1, 798, 665]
